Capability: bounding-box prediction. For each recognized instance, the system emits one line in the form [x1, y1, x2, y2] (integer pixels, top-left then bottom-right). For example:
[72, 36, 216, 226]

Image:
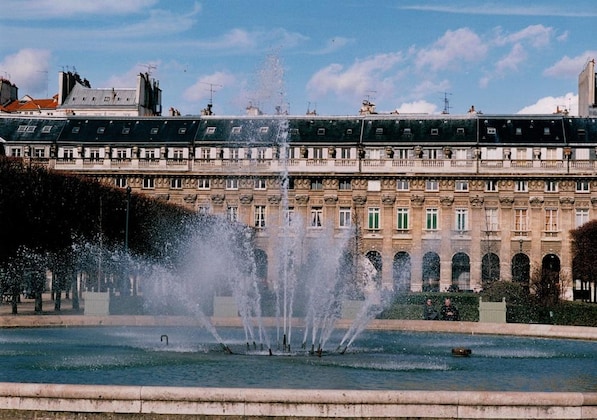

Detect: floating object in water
[160, 335, 169, 345]
[452, 347, 472, 357]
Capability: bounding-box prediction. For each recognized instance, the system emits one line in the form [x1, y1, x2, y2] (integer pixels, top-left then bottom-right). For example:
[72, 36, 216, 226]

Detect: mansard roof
[59, 83, 138, 109]
[58, 117, 199, 145]
[0, 113, 596, 146]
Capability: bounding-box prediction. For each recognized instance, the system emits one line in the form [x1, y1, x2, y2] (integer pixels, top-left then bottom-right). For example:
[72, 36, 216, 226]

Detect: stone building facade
[1, 113, 596, 301]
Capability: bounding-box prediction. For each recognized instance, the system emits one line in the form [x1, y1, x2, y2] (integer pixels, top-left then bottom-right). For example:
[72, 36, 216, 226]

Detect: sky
[0, 0, 596, 117]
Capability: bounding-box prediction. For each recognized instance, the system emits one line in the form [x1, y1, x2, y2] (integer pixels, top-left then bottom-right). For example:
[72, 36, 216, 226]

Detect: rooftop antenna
[441, 92, 452, 114]
[200, 82, 222, 106]
[365, 90, 377, 103]
[139, 64, 157, 76]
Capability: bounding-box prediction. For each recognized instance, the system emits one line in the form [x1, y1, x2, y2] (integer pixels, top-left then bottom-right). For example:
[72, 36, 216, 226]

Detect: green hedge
[379, 291, 597, 326]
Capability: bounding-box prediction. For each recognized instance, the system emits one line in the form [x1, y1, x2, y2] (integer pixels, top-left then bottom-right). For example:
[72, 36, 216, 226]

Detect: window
[284, 207, 295, 226]
[173, 149, 184, 160]
[575, 209, 589, 227]
[576, 181, 590, 192]
[375, 127, 384, 135]
[34, 148, 45, 158]
[514, 209, 528, 232]
[170, 178, 182, 189]
[455, 208, 468, 232]
[150, 127, 159, 135]
[254, 178, 267, 190]
[487, 127, 496, 135]
[543, 127, 551, 136]
[10, 148, 22, 157]
[115, 177, 127, 188]
[455, 180, 469, 191]
[484, 208, 498, 231]
[311, 207, 323, 227]
[485, 180, 498, 192]
[515, 127, 522, 135]
[396, 208, 409, 230]
[311, 178, 323, 190]
[229, 148, 239, 160]
[430, 128, 439, 136]
[456, 127, 465, 136]
[339, 207, 352, 228]
[317, 128, 325, 135]
[426, 179, 439, 191]
[197, 178, 210, 189]
[17, 125, 27, 132]
[515, 180, 528, 192]
[122, 127, 130, 134]
[396, 148, 409, 160]
[89, 149, 100, 161]
[427, 149, 439, 160]
[145, 149, 156, 159]
[545, 180, 558, 192]
[339, 179, 351, 190]
[227, 206, 238, 222]
[368, 207, 380, 230]
[425, 208, 438, 230]
[515, 148, 527, 160]
[340, 148, 351, 159]
[198, 205, 210, 214]
[178, 128, 187, 135]
[231, 126, 241, 134]
[206, 126, 216, 134]
[545, 148, 558, 160]
[142, 178, 154, 189]
[63, 148, 74, 159]
[256, 148, 266, 161]
[254, 206, 266, 228]
[201, 148, 210, 160]
[544, 209, 558, 232]
[41, 125, 52, 133]
[312, 147, 323, 159]
[225, 178, 238, 190]
[97, 127, 105, 134]
[259, 126, 269, 134]
[115, 149, 127, 160]
[396, 179, 409, 191]
[346, 128, 353, 135]
[26, 125, 36, 133]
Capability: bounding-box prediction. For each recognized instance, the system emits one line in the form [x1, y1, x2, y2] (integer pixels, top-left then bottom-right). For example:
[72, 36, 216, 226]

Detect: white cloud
[1, 0, 160, 19]
[495, 43, 528, 74]
[394, 100, 438, 114]
[183, 72, 236, 103]
[415, 28, 487, 71]
[194, 28, 307, 52]
[307, 53, 403, 100]
[0, 49, 51, 96]
[101, 62, 161, 89]
[494, 25, 553, 48]
[517, 92, 578, 116]
[544, 51, 597, 78]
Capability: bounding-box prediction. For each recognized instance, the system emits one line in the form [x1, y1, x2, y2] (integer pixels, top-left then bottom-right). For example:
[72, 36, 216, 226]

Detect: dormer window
[150, 127, 159, 135]
[231, 126, 241, 134]
[97, 127, 105, 134]
[516, 127, 522, 135]
[430, 128, 439, 136]
[122, 127, 130, 134]
[178, 128, 187, 134]
[375, 128, 384, 135]
[543, 127, 551, 136]
[456, 127, 465, 135]
[487, 127, 496, 135]
[71, 127, 80, 134]
[346, 128, 353, 135]
[317, 128, 325, 135]
[206, 126, 216, 134]
[259, 126, 269, 134]
[403, 128, 412, 135]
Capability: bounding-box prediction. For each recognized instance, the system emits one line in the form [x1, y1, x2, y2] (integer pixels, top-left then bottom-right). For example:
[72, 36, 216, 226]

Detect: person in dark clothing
[440, 298, 459, 321]
[423, 298, 439, 320]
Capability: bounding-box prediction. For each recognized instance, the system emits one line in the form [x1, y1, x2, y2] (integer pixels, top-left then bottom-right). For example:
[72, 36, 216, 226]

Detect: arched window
[393, 252, 411, 292]
[422, 252, 440, 292]
[452, 252, 470, 291]
[482, 252, 500, 288]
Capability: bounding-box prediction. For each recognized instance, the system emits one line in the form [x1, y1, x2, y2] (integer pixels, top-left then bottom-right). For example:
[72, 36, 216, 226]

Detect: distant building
[578, 59, 596, 117]
[56, 71, 162, 117]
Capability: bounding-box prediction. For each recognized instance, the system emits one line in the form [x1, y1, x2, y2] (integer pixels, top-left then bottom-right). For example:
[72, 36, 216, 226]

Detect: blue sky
[1, 0, 595, 116]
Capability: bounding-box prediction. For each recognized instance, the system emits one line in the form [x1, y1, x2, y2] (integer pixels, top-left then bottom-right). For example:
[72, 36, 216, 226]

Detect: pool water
[0, 327, 595, 391]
